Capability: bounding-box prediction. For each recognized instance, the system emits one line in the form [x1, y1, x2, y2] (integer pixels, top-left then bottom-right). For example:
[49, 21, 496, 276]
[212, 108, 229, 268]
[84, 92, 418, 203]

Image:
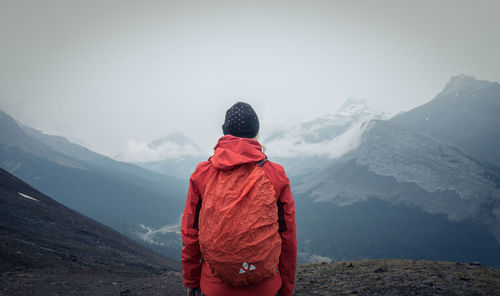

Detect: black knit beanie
[222, 102, 259, 138]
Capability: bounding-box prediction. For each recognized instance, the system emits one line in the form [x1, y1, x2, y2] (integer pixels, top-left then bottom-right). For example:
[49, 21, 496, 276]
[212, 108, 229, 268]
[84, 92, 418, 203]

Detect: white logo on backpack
[239, 262, 256, 274]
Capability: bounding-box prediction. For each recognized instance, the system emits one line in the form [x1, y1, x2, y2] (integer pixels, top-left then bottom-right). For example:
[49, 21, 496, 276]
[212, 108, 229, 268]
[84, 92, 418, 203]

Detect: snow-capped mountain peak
[265, 98, 391, 158]
[337, 98, 371, 117]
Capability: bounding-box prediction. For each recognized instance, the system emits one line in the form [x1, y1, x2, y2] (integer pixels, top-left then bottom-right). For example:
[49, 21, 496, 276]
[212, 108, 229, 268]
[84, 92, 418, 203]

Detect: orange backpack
[198, 160, 281, 287]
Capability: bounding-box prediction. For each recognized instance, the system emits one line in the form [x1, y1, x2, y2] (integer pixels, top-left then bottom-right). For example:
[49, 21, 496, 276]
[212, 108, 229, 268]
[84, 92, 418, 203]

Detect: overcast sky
[1, 0, 499, 159]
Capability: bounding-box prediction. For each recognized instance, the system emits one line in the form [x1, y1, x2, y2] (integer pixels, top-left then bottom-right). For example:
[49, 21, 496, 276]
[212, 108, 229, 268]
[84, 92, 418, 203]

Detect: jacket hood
[210, 135, 266, 170]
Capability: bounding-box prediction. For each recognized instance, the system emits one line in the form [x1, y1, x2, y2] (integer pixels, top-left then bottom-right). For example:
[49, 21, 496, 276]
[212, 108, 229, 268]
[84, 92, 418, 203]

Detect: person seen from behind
[181, 102, 297, 296]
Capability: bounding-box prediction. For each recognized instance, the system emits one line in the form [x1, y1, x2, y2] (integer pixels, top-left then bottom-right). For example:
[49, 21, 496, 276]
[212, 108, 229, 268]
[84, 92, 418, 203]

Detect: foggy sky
[1, 0, 499, 159]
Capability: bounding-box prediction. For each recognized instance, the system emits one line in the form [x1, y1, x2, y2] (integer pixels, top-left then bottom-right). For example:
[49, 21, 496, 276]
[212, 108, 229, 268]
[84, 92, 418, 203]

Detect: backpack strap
[257, 158, 268, 167]
[193, 195, 202, 230]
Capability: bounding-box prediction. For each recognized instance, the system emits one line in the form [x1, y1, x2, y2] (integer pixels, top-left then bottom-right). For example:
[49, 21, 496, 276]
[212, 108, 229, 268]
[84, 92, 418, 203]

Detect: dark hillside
[0, 167, 184, 295]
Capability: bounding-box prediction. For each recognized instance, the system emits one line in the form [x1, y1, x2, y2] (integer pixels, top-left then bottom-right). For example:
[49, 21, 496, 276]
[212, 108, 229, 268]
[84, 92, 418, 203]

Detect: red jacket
[181, 135, 297, 296]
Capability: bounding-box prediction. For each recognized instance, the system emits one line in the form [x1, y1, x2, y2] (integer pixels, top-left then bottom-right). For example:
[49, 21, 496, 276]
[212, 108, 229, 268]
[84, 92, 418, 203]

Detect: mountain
[392, 75, 500, 167]
[293, 120, 500, 267]
[0, 167, 185, 295]
[297, 120, 500, 221]
[134, 133, 208, 179]
[265, 98, 391, 160]
[274, 77, 500, 268]
[264, 98, 391, 182]
[0, 110, 186, 260]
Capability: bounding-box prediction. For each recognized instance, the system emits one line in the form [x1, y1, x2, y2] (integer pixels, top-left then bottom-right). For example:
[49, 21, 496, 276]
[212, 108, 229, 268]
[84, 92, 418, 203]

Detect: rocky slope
[294, 259, 500, 296]
[0, 271, 184, 296]
[3, 259, 499, 295]
[0, 167, 184, 295]
[297, 120, 500, 226]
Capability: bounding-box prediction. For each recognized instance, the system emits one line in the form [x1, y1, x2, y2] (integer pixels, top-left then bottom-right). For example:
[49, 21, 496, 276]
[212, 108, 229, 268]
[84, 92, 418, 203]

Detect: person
[181, 102, 297, 296]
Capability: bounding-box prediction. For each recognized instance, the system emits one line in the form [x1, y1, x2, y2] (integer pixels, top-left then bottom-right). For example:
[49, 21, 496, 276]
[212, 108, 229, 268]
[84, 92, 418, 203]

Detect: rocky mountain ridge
[392, 74, 500, 167]
[0, 110, 186, 260]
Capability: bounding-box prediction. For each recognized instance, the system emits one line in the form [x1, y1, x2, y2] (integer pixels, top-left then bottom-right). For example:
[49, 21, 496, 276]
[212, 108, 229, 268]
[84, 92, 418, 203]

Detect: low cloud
[265, 121, 369, 159]
[116, 139, 204, 163]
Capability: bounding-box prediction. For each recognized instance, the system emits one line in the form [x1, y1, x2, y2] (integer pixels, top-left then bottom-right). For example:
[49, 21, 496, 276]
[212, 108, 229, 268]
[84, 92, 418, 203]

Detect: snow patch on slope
[18, 192, 39, 202]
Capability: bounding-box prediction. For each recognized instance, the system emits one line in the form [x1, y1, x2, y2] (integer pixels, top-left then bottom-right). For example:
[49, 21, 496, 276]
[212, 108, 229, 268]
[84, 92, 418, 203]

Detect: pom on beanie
[222, 102, 259, 138]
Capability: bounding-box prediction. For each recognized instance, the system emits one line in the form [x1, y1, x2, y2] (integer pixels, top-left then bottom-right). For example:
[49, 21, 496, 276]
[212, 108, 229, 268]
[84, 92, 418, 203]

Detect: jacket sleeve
[181, 175, 202, 288]
[277, 177, 297, 296]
